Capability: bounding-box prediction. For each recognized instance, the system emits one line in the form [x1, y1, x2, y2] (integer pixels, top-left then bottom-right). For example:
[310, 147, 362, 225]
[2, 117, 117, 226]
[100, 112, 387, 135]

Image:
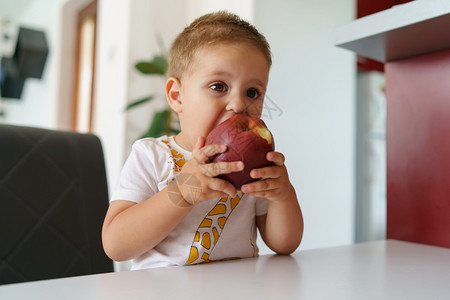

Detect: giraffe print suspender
[162, 138, 243, 264]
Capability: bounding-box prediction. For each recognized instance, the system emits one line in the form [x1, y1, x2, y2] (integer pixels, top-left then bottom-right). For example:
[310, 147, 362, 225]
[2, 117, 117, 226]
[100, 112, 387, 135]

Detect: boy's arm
[242, 151, 303, 254]
[256, 185, 303, 255]
[102, 185, 193, 262]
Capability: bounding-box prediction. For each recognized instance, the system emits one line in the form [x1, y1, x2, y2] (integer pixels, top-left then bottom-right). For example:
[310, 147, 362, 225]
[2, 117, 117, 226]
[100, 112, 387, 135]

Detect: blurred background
[0, 0, 397, 262]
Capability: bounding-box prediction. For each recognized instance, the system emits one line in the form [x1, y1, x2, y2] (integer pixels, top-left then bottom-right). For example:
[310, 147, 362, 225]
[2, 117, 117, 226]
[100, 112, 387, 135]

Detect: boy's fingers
[195, 144, 226, 162]
[203, 161, 244, 177]
[242, 178, 275, 194]
[208, 177, 238, 198]
[266, 151, 285, 166]
[194, 136, 206, 151]
[202, 143, 227, 156]
[192, 137, 229, 164]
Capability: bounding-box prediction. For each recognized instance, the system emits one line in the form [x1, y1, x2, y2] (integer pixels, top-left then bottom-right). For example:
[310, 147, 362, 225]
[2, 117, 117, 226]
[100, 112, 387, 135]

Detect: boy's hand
[240, 151, 294, 202]
[170, 136, 243, 206]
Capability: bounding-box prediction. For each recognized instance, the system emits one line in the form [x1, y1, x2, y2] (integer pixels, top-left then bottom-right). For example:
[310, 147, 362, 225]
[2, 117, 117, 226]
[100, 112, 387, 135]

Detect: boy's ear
[166, 77, 182, 113]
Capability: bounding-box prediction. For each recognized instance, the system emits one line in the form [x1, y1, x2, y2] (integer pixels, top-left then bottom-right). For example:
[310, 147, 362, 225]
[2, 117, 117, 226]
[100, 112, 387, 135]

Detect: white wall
[186, 0, 255, 23]
[254, 0, 356, 251]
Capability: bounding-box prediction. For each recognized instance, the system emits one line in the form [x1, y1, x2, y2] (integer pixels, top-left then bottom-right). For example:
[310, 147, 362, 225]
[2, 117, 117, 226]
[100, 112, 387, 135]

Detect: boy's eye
[246, 88, 260, 100]
[210, 82, 228, 92]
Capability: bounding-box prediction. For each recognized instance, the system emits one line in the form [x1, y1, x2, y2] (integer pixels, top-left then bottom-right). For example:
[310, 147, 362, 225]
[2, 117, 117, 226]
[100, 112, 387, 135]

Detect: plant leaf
[142, 109, 170, 138]
[124, 96, 155, 111]
[135, 55, 168, 76]
[135, 62, 165, 75]
[152, 55, 168, 75]
[170, 127, 181, 135]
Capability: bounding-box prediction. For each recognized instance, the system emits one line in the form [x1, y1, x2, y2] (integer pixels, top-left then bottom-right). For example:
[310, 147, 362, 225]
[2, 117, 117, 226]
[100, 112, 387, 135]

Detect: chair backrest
[0, 124, 113, 284]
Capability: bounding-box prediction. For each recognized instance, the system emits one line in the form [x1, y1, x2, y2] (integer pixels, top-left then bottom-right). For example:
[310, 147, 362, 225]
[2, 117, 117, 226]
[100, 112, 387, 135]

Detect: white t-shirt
[111, 136, 269, 270]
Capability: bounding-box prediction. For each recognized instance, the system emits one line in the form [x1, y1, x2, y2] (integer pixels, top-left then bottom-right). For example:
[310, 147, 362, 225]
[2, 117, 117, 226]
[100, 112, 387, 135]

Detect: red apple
[205, 114, 275, 190]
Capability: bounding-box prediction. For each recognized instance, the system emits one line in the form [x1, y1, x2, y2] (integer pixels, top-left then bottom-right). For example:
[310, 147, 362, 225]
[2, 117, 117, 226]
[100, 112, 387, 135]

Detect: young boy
[102, 11, 303, 270]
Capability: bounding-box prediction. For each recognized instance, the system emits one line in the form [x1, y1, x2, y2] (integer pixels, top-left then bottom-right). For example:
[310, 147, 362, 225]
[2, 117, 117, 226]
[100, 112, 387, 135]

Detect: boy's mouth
[216, 113, 248, 127]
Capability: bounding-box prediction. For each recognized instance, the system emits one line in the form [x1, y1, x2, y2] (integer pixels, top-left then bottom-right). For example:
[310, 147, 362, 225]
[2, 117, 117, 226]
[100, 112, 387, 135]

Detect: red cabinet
[385, 49, 450, 247]
[336, 1, 450, 248]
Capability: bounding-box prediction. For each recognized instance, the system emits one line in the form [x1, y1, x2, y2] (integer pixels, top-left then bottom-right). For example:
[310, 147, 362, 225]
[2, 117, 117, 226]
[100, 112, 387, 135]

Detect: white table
[1, 240, 449, 300]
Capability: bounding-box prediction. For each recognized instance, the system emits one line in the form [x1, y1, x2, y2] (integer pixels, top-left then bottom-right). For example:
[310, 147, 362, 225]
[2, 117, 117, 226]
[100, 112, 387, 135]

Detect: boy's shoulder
[127, 136, 175, 169]
[132, 136, 173, 153]
[131, 135, 191, 171]
[134, 135, 169, 145]
[132, 135, 189, 158]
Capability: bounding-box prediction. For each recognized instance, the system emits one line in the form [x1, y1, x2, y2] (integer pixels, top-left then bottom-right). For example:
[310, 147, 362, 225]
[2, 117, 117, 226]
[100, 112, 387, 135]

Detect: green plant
[125, 40, 179, 138]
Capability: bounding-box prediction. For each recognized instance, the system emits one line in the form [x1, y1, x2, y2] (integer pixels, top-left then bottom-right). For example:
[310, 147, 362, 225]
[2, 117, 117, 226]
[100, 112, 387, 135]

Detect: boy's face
[173, 42, 270, 151]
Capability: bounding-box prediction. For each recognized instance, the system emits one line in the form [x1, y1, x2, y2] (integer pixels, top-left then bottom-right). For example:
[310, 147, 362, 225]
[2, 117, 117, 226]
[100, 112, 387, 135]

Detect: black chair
[0, 124, 113, 284]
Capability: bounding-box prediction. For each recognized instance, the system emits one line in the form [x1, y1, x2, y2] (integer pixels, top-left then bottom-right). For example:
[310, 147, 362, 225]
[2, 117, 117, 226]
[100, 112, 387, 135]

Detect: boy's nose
[226, 94, 247, 114]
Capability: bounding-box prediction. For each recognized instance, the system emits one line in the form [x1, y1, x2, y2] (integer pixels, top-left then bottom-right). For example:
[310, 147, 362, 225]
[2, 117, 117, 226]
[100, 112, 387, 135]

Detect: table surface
[1, 240, 450, 300]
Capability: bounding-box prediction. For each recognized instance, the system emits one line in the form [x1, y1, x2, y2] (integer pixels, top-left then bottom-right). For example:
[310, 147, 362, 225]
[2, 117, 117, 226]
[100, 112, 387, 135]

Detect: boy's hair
[168, 11, 272, 79]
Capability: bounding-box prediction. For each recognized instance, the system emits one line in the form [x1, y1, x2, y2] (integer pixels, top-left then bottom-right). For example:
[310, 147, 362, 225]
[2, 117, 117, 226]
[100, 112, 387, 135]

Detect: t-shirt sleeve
[110, 140, 160, 203]
[255, 197, 269, 216]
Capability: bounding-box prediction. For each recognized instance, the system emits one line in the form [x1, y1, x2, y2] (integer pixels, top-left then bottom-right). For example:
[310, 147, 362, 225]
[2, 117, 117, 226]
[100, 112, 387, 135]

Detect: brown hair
[168, 11, 272, 79]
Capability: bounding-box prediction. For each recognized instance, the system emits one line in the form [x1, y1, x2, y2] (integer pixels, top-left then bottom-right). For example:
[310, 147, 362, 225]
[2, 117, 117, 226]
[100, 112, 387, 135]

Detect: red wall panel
[385, 49, 450, 248]
[357, 0, 413, 18]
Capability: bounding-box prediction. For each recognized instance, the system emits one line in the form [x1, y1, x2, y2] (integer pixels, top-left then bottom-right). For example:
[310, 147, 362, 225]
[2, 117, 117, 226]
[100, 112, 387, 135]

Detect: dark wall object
[0, 26, 49, 99]
[1, 58, 25, 99]
[13, 27, 49, 79]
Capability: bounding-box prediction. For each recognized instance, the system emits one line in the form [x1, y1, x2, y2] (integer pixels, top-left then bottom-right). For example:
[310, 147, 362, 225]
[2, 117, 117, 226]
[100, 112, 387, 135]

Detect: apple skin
[205, 114, 275, 190]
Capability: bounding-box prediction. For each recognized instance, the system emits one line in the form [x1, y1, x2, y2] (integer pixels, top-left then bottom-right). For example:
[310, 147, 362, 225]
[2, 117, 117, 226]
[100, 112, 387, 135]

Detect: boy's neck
[173, 132, 193, 152]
